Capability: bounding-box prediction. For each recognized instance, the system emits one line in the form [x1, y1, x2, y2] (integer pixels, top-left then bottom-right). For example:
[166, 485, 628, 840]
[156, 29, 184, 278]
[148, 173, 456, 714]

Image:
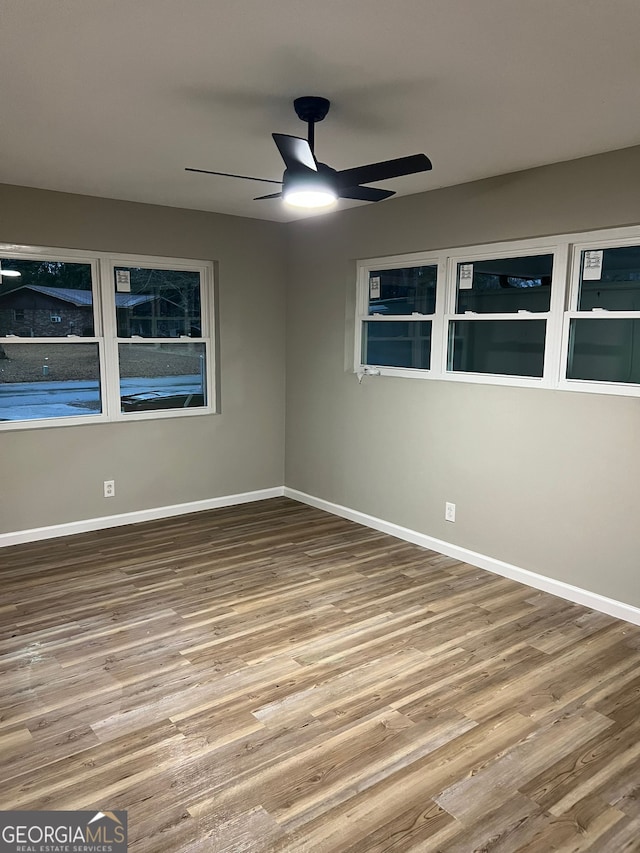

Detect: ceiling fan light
[283, 186, 337, 209]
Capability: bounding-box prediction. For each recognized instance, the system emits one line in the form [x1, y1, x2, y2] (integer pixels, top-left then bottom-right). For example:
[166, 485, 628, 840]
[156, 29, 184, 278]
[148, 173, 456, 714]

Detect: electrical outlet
[103, 480, 115, 498]
[445, 501, 456, 522]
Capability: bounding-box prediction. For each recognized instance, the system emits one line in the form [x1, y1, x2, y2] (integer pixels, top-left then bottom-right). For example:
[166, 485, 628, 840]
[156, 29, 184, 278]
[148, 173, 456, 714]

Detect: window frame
[443, 240, 568, 388]
[0, 244, 216, 431]
[354, 251, 446, 379]
[355, 225, 640, 397]
[559, 233, 640, 397]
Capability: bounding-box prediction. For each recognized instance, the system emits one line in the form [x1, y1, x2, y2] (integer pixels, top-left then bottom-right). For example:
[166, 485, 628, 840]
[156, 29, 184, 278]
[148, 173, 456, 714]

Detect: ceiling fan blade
[185, 167, 282, 185]
[336, 153, 432, 188]
[339, 186, 396, 202]
[272, 134, 317, 172]
[254, 192, 283, 201]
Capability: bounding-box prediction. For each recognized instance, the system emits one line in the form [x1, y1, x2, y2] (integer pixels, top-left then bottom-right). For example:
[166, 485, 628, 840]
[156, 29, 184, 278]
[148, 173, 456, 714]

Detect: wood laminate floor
[1, 497, 639, 852]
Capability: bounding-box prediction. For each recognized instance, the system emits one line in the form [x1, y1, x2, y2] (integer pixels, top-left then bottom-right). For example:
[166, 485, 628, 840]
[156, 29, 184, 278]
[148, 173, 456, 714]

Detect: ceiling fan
[186, 96, 432, 209]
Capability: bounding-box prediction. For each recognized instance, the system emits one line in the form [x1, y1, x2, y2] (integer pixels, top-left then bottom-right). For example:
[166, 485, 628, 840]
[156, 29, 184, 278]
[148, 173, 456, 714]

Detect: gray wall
[0, 184, 287, 533]
[286, 146, 640, 608]
[3, 146, 640, 610]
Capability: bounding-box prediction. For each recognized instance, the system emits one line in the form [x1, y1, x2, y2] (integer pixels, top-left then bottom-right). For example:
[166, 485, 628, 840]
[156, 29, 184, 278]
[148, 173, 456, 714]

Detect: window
[447, 253, 554, 379]
[0, 342, 102, 422]
[448, 319, 547, 377]
[0, 247, 215, 429]
[356, 225, 640, 397]
[357, 259, 440, 372]
[112, 265, 207, 413]
[565, 243, 640, 386]
[119, 342, 207, 413]
[114, 266, 202, 339]
[0, 257, 95, 338]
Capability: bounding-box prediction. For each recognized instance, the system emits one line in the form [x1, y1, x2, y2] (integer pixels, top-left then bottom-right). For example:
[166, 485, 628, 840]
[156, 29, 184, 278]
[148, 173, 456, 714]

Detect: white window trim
[444, 241, 565, 388]
[354, 250, 443, 376]
[355, 224, 640, 397]
[558, 232, 640, 397]
[0, 244, 216, 430]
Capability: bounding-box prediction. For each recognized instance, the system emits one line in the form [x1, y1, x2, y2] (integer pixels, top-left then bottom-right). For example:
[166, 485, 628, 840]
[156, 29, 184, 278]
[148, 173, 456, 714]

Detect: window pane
[448, 319, 546, 377]
[115, 267, 202, 338]
[0, 343, 101, 421]
[363, 321, 431, 369]
[578, 246, 640, 311]
[567, 318, 640, 384]
[0, 258, 94, 337]
[119, 342, 207, 412]
[456, 255, 553, 314]
[368, 266, 436, 315]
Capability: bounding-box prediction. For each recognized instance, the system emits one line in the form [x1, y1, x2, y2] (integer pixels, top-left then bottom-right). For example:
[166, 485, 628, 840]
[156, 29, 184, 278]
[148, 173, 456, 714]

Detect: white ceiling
[2, 0, 640, 222]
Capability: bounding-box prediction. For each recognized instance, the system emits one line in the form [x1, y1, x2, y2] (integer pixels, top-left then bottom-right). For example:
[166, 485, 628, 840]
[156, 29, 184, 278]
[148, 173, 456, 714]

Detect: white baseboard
[5, 483, 639, 628]
[284, 487, 640, 627]
[0, 487, 285, 548]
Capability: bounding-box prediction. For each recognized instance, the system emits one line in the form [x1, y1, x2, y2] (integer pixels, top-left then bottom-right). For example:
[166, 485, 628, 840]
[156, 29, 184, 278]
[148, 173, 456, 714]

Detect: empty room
[1, 1, 640, 851]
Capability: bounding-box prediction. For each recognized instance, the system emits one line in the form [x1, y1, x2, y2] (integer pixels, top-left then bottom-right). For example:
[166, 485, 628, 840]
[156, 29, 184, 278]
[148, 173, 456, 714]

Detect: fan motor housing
[282, 162, 337, 192]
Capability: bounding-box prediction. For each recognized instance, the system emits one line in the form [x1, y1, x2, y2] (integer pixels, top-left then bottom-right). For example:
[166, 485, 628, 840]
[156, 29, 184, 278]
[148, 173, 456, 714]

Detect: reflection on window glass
[118, 342, 207, 412]
[448, 320, 546, 377]
[567, 318, 640, 384]
[0, 259, 94, 337]
[578, 246, 640, 311]
[0, 343, 101, 421]
[368, 266, 436, 316]
[115, 267, 201, 338]
[363, 321, 431, 369]
[456, 255, 553, 314]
